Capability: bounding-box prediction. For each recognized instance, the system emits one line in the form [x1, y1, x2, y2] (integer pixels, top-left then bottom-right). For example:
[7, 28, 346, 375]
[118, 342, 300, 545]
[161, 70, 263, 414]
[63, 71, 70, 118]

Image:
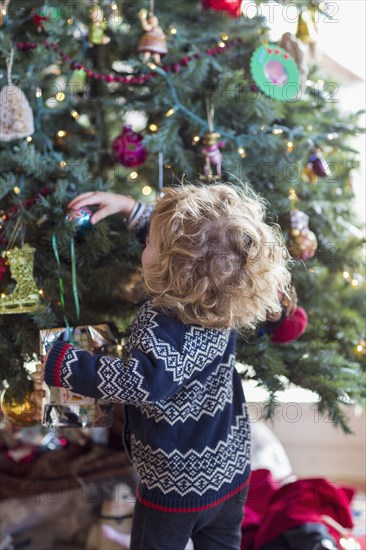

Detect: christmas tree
[0, 0, 364, 432]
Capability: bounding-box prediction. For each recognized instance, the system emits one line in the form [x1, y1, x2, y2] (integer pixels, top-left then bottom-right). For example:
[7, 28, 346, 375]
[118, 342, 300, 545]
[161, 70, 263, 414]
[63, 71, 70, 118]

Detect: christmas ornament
[296, 7, 318, 45]
[202, 132, 225, 181]
[201, 100, 225, 181]
[112, 125, 148, 167]
[287, 209, 318, 261]
[202, 0, 242, 17]
[40, 325, 117, 428]
[32, 13, 48, 32]
[250, 44, 300, 102]
[118, 271, 147, 304]
[278, 32, 308, 91]
[309, 147, 331, 177]
[271, 306, 308, 343]
[0, 50, 35, 141]
[1, 386, 39, 427]
[138, 8, 168, 64]
[301, 163, 319, 184]
[0, 244, 42, 314]
[66, 206, 93, 235]
[87, 4, 110, 45]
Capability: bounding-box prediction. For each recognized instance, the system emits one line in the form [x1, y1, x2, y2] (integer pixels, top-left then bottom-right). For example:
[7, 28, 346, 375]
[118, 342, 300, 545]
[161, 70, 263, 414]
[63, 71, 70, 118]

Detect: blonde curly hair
[142, 183, 293, 330]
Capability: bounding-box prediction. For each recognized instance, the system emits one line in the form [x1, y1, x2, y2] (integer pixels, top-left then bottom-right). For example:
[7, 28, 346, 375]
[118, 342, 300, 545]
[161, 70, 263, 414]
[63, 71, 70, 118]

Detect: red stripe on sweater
[136, 476, 251, 513]
[54, 344, 72, 386]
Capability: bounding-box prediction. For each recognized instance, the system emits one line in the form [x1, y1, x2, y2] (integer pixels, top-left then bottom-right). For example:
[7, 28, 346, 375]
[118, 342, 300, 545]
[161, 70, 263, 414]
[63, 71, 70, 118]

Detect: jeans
[130, 486, 248, 550]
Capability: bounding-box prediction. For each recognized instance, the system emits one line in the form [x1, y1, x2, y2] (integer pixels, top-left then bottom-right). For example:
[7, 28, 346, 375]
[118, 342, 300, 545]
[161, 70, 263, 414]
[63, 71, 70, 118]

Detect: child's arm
[67, 191, 154, 244]
[44, 314, 184, 404]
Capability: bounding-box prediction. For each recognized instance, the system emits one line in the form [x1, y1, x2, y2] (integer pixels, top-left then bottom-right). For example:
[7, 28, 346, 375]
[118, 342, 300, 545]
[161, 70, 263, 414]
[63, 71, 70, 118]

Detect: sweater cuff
[44, 341, 73, 387]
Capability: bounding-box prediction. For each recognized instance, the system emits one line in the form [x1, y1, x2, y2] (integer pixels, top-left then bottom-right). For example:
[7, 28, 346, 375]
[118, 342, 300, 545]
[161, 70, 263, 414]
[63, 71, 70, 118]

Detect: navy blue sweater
[45, 203, 251, 511]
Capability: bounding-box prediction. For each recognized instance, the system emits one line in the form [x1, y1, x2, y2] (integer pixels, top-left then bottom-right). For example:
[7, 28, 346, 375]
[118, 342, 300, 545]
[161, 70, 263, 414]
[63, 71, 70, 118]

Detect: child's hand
[67, 192, 137, 225]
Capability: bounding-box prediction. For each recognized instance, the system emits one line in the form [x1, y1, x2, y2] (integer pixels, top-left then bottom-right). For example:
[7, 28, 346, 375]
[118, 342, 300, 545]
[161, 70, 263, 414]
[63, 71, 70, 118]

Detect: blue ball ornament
[65, 207, 93, 235]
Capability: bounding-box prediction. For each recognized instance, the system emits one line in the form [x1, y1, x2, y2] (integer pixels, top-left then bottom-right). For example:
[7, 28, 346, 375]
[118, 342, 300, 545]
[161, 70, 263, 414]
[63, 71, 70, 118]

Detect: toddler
[45, 183, 292, 549]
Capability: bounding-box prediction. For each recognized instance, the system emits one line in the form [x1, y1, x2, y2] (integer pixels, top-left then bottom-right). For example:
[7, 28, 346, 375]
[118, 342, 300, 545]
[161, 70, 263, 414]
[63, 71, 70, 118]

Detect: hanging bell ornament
[201, 132, 225, 181]
[296, 7, 318, 45]
[287, 209, 318, 261]
[0, 244, 42, 314]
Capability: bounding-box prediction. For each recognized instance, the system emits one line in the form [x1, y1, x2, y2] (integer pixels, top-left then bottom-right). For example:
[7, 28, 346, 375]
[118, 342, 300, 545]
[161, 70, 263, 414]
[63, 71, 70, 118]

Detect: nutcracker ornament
[138, 8, 168, 64]
[202, 132, 225, 181]
[112, 125, 148, 167]
[287, 209, 318, 261]
[201, 100, 225, 181]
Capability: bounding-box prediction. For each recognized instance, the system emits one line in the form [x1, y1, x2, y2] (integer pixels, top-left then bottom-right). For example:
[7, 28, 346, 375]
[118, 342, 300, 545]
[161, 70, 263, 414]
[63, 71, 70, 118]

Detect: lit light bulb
[60, 161, 67, 168]
[221, 34, 228, 41]
[218, 41, 225, 48]
[149, 124, 158, 132]
[71, 110, 79, 119]
[238, 147, 246, 158]
[142, 185, 152, 196]
[165, 108, 175, 117]
[351, 279, 359, 288]
[39, 289, 44, 295]
[26, 136, 32, 142]
[13, 186, 20, 194]
[170, 27, 177, 35]
[56, 92, 65, 101]
[57, 130, 67, 137]
[272, 128, 283, 135]
[193, 136, 200, 143]
[287, 141, 294, 152]
[35, 88, 42, 98]
[67, 18, 73, 24]
[129, 171, 138, 180]
[343, 271, 350, 279]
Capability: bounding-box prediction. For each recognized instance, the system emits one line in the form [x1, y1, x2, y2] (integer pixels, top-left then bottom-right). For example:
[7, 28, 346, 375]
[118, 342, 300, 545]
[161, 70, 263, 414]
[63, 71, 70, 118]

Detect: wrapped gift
[40, 325, 117, 428]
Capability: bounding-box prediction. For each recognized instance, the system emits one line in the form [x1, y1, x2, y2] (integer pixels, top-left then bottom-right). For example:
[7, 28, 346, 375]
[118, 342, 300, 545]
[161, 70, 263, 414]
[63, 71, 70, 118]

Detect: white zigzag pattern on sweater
[131, 404, 250, 496]
[127, 301, 230, 384]
[96, 356, 150, 403]
[60, 348, 77, 390]
[135, 354, 235, 424]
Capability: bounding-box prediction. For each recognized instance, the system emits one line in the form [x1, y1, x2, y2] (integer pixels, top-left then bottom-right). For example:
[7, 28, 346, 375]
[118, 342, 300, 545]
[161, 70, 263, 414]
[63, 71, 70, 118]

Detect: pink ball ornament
[112, 125, 148, 167]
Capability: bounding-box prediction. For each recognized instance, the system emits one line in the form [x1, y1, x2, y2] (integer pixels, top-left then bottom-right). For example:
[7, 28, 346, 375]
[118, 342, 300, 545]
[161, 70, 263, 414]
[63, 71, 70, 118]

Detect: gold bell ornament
[296, 6, 318, 45]
[0, 49, 35, 141]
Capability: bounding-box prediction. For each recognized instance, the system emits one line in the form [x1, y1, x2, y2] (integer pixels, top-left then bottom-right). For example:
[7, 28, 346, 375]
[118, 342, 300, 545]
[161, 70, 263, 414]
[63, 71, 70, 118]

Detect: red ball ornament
[202, 0, 243, 17]
[271, 306, 308, 343]
[112, 125, 148, 167]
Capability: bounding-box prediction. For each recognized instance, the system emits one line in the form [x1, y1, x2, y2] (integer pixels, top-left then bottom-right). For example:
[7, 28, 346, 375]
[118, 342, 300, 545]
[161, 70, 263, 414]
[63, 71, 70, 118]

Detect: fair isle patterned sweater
[44, 204, 251, 512]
